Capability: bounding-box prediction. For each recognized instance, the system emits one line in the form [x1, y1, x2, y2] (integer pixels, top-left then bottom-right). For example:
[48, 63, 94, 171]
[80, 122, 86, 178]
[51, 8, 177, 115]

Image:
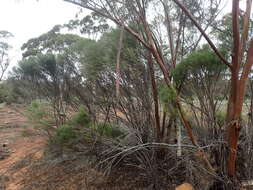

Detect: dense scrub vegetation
[1, 0, 253, 189]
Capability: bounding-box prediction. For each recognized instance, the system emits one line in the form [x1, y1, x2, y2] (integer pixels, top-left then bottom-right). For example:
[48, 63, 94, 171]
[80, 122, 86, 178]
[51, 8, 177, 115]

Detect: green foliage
[172, 49, 226, 85]
[216, 110, 226, 127]
[158, 84, 178, 116]
[21, 129, 34, 137]
[0, 77, 36, 104]
[159, 85, 177, 105]
[21, 26, 85, 58]
[212, 13, 253, 55]
[11, 52, 78, 103]
[16, 56, 42, 78]
[64, 12, 109, 36]
[81, 40, 107, 80]
[38, 54, 57, 76]
[54, 124, 76, 144]
[80, 27, 141, 82]
[26, 100, 55, 132]
[70, 106, 91, 127]
[91, 122, 124, 138]
[68, 107, 123, 139]
[0, 82, 13, 104]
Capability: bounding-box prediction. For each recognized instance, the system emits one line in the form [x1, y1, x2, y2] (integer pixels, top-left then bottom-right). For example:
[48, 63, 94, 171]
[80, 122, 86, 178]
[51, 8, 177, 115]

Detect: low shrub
[21, 129, 34, 137]
[68, 107, 123, 138]
[54, 124, 76, 144]
[69, 106, 91, 127]
[26, 100, 55, 137]
[216, 110, 226, 128]
[91, 122, 124, 138]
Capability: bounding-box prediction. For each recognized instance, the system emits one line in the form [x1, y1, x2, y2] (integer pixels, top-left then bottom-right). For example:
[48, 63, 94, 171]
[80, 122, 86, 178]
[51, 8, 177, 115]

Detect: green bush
[70, 106, 91, 127]
[91, 122, 123, 138]
[21, 129, 34, 137]
[0, 82, 17, 104]
[216, 110, 226, 127]
[26, 100, 55, 133]
[54, 124, 76, 144]
[158, 84, 178, 117]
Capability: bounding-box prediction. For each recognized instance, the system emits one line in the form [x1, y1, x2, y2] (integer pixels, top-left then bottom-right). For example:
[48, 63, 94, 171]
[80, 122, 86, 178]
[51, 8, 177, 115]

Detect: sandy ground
[0, 105, 45, 190]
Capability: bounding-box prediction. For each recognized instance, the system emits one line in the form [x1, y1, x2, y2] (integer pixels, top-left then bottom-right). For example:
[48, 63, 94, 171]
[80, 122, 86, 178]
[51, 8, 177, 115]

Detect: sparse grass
[18, 151, 104, 190]
[21, 129, 35, 137]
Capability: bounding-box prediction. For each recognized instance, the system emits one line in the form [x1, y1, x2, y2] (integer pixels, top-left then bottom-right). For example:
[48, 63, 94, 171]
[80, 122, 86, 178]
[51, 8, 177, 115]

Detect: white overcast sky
[0, 0, 82, 69]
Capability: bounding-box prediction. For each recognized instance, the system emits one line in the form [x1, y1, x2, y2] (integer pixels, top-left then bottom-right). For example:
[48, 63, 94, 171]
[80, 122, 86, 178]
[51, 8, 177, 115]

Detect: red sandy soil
[0, 105, 45, 190]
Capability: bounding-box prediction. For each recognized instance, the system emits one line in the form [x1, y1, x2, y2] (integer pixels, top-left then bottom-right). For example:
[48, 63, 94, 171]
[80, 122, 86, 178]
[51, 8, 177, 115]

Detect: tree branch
[239, 0, 253, 63]
[171, 0, 231, 68]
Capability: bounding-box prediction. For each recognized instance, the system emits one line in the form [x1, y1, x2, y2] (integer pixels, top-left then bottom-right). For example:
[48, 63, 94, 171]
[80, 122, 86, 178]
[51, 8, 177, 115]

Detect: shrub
[0, 82, 16, 104]
[26, 100, 55, 136]
[159, 86, 178, 115]
[21, 129, 34, 137]
[91, 122, 124, 138]
[69, 106, 91, 127]
[54, 124, 76, 144]
[216, 110, 226, 127]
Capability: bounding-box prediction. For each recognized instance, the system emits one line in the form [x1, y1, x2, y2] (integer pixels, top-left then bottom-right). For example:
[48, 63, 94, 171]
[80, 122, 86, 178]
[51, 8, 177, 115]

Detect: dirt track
[0, 105, 45, 190]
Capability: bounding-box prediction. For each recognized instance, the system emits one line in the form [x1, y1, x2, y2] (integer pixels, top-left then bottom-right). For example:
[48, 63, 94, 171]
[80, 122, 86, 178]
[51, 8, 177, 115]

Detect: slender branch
[231, 0, 241, 72]
[171, 0, 231, 68]
[116, 26, 124, 98]
[64, 0, 151, 50]
[240, 38, 253, 82]
[239, 0, 253, 63]
[123, 25, 151, 50]
[162, 0, 175, 67]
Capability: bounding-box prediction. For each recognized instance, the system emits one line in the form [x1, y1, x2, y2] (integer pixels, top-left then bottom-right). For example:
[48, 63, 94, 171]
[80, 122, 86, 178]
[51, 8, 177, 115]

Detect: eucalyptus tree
[63, 0, 253, 180]
[172, 47, 228, 133]
[176, 0, 253, 178]
[78, 27, 154, 135]
[63, 0, 223, 173]
[155, 0, 253, 180]
[0, 30, 13, 81]
[21, 25, 84, 57]
[16, 27, 95, 125]
[64, 12, 110, 40]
